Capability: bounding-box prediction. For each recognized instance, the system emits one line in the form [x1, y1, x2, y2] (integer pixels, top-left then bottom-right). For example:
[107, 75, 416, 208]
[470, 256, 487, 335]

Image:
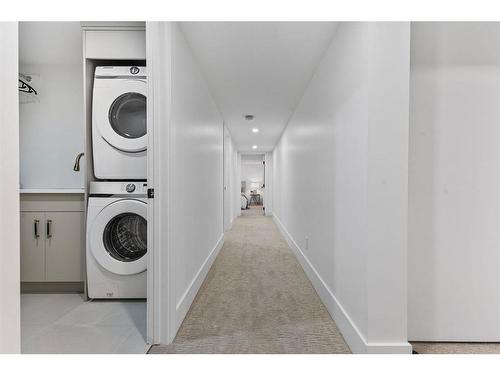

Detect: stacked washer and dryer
[86, 66, 148, 299]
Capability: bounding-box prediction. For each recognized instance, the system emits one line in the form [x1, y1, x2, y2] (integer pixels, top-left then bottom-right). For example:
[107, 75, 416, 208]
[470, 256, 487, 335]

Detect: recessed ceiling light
[252, 145, 258, 149]
[244, 115, 254, 121]
[252, 128, 259, 133]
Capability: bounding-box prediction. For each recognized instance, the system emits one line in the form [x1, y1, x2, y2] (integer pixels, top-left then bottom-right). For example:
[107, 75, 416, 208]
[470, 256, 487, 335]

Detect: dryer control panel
[95, 66, 147, 79]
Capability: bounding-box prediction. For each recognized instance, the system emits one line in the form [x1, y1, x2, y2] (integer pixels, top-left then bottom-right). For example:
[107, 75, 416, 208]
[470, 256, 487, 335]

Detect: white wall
[0, 22, 21, 353]
[18, 23, 84, 189]
[19, 64, 84, 189]
[408, 22, 500, 341]
[272, 22, 410, 353]
[169, 23, 224, 336]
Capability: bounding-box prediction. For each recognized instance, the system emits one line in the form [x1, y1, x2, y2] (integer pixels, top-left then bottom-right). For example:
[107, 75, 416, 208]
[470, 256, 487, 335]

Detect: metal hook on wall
[19, 74, 38, 95]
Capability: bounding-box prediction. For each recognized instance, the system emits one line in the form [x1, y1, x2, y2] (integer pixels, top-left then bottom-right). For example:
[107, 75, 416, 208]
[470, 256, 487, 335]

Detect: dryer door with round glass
[95, 79, 147, 153]
[90, 199, 147, 275]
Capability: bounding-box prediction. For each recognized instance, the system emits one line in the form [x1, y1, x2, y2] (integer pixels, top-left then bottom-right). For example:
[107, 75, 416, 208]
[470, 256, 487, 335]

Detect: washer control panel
[119, 182, 148, 195]
[122, 182, 147, 194]
[89, 181, 147, 196]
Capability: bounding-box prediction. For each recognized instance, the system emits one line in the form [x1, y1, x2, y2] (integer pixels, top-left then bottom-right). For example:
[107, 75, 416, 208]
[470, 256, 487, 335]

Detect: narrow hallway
[149, 207, 350, 354]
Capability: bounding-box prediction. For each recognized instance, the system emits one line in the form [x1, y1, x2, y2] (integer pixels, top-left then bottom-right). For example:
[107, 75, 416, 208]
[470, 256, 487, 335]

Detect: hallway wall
[272, 22, 411, 353]
[408, 22, 500, 341]
[169, 23, 224, 334]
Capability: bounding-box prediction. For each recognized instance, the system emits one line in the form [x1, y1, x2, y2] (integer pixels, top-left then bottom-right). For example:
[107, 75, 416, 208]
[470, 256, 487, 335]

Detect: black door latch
[147, 188, 155, 199]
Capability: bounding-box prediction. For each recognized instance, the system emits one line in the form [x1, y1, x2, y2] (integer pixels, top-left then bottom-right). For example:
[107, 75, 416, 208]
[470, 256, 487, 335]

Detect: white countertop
[20, 188, 85, 194]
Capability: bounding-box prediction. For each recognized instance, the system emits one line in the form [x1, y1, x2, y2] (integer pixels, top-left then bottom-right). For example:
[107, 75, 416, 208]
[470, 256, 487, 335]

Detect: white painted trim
[264, 152, 273, 216]
[223, 124, 231, 232]
[146, 21, 174, 345]
[146, 22, 156, 345]
[173, 234, 225, 331]
[0, 22, 20, 354]
[273, 214, 411, 354]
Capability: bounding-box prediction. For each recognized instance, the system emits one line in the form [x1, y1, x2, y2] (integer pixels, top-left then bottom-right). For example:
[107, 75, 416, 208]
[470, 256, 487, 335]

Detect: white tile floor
[21, 293, 150, 354]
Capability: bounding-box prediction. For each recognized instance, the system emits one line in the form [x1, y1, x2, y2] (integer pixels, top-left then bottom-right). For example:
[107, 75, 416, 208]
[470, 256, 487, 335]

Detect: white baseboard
[173, 233, 225, 332]
[273, 214, 411, 354]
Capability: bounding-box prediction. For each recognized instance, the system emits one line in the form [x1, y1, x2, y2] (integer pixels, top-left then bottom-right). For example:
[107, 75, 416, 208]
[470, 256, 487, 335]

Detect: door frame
[264, 152, 273, 216]
[223, 124, 232, 231]
[146, 21, 174, 345]
[0, 21, 21, 353]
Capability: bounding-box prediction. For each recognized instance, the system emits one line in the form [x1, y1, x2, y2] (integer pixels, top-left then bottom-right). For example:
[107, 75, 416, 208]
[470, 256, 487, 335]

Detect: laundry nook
[18, 22, 149, 354]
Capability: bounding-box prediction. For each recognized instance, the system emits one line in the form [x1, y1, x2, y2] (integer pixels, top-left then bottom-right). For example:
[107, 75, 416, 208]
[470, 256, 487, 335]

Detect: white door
[146, 21, 173, 345]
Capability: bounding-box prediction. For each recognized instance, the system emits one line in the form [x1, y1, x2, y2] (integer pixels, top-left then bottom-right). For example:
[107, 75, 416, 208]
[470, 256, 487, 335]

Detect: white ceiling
[19, 22, 83, 65]
[180, 22, 337, 153]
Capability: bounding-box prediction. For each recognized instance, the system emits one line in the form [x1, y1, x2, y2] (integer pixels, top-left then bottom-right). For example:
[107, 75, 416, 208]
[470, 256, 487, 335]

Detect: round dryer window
[108, 92, 147, 139]
[103, 212, 147, 262]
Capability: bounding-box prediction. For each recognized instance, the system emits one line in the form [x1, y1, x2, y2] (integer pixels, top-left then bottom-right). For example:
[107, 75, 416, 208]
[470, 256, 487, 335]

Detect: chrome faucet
[73, 152, 85, 172]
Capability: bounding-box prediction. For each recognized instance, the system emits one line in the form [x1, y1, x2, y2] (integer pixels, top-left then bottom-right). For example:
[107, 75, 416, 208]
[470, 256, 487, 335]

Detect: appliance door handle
[34, 219, 40, 239]
[46, 219, 52, 238]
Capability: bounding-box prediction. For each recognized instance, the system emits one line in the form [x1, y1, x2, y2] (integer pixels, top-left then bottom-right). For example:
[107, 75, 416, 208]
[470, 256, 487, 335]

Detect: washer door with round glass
[90, 199, 147, 275]
[96, 79, 147, 153]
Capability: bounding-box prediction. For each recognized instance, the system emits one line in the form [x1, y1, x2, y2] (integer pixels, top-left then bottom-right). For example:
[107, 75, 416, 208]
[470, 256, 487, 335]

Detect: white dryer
[86, 181, 147, 299]
[92, 66, 147, 180]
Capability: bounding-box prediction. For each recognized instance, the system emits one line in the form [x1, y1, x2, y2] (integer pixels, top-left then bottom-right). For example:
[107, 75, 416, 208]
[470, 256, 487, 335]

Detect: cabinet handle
[34, 219, 40, 239]
[46, 219, 52, 238]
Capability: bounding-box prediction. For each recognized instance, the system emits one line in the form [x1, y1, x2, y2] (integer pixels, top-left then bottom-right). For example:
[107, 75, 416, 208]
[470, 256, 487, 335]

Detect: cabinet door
[20, 212, 46, 281]
[45, 212, 84, 282]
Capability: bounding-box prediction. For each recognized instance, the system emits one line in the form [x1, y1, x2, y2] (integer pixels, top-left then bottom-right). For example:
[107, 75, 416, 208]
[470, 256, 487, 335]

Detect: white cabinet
[20, 212, 45, 282]
[20, 194, 85, 289]
[45, 212, 84, 282]
[20, 211, 84, 282]
[84, 30, 146, 59]
[82, 22, 146, 60]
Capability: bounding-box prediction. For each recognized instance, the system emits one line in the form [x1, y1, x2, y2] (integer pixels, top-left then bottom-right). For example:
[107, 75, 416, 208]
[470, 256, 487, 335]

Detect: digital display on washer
[103, 212, 147, 262]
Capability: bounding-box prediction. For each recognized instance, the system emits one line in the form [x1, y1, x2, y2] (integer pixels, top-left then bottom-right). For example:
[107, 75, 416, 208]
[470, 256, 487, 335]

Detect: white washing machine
[86, 181, 147, 299]
[92, 66, 147, 180]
